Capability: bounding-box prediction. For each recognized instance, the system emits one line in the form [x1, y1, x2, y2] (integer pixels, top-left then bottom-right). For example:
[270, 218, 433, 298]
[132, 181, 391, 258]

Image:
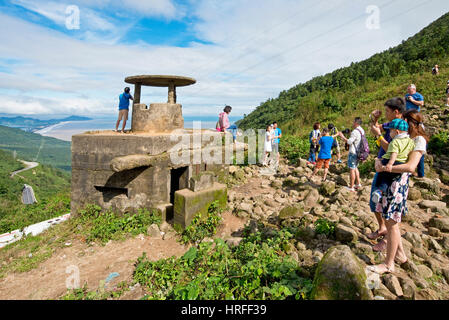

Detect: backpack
[355, 128, 370, 162]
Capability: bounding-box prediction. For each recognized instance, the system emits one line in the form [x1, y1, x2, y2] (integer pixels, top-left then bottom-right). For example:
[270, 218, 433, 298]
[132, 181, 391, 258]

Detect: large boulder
[303, 188, 320, 209]
[311, 245, 373, 300]
[319, 181, 336, 197]
[335, 224, 358, 243]
[419, 200, 447, 211]
[278, 205, 304, 220]
[428, 216, 449, 233]
[414, 178, 440, 195]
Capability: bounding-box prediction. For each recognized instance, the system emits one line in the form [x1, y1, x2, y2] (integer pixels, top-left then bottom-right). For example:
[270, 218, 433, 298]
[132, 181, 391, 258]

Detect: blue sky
[0, 0, 449, 116]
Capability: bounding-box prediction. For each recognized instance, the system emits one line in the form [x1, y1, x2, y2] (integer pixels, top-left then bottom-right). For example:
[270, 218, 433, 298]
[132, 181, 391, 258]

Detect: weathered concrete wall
[173, 182, 227, 229]
[71, 131, 229, 217]
[131, 103, 183, 133]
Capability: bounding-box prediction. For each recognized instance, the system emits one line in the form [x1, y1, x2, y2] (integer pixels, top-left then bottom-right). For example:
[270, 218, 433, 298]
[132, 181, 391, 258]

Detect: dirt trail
[10, 160, 39, 178]
[0, 210, 245, 300]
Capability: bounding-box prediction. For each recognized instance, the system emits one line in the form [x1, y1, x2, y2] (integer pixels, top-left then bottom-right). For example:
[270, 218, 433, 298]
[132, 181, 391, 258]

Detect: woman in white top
[263, 124, 273, 166]
[368, 109, 429, 274]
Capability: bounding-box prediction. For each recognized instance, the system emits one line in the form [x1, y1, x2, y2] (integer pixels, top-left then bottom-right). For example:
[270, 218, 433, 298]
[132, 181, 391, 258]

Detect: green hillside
[0, 149, 71, 233]
[0, 125, 71, 171]
[238, 11, 449, 135]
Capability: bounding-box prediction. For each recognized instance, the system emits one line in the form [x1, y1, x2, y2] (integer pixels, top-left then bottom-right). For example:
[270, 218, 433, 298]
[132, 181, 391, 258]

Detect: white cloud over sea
[0, 0, 449, 117]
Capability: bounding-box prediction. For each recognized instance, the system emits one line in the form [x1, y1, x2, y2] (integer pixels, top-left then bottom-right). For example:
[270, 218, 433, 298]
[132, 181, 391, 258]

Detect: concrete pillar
[134, 83, 141, 104]
[168, 81, 176, 104]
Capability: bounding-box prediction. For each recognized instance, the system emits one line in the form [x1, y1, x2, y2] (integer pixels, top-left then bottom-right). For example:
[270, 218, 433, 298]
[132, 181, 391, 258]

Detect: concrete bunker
[71, 75, 230, 229]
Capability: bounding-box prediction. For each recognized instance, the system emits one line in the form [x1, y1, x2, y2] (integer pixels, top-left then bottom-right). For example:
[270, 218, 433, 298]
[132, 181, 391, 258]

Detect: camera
[342, 128, 351, 135]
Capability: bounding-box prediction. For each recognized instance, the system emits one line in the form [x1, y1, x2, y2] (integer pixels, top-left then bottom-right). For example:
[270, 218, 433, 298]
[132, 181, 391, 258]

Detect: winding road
[10, 160, 39, 178]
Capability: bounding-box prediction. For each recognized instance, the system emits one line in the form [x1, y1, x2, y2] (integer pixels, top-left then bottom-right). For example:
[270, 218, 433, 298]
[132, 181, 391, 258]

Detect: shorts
[332, 140, 340, 153]
[272, 143, 279, 153]
[316, 158, 331, 169]
[347, 153, 359, 169]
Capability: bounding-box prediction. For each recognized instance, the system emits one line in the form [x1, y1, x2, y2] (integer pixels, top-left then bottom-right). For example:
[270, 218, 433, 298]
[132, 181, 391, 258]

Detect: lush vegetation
[428, 131, 449, 156]
[133, 228, 313, 300]
[0, 125, 71, 171]
[74, 204, 161, 244]
[179, 200, 223, 244]
[0, 149, 71, 233]
[237, 12, 449, 136]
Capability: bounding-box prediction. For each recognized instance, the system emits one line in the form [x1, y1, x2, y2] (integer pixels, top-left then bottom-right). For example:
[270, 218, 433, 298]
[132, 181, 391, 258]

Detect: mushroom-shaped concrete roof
[125, 75, 196, 87]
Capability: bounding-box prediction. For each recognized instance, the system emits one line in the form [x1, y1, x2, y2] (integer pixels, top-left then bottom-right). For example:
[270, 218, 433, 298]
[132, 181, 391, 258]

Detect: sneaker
[337, 159, 342, 164]
[354, 184, 362, 190]
[345, 186, 356, 192]
[371, 190, 382, 204]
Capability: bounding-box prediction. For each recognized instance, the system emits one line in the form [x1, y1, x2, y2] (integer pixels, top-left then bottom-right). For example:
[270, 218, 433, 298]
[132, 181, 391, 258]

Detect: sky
[0, 0, 448, 117]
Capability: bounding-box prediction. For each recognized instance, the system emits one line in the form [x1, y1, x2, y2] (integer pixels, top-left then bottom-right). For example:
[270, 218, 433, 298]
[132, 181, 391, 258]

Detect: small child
[309, 128, 334, 181]
[372, 118, 415, 204]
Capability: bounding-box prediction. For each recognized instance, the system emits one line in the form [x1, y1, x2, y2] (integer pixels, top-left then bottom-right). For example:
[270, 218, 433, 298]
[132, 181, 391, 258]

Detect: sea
[34, 115, 242, 142]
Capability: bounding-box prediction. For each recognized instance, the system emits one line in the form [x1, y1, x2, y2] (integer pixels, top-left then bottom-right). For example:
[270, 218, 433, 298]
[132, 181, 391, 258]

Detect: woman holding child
[368, 106, 429, 274]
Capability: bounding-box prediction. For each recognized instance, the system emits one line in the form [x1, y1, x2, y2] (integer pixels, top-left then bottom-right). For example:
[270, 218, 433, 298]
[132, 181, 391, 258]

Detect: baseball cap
[385, 118, 409, 131]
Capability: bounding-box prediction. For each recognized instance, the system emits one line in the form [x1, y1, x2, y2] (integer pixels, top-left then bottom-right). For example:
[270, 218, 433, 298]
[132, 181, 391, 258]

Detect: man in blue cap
[115, 87, 133, 133]
[371, 118, 415, 205]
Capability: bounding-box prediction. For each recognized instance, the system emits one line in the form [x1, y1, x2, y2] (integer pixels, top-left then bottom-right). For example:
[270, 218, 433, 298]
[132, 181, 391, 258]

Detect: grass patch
[179, 201, 223, 244]
[133, 228, 313, 300]
[75, 205, 162, 245]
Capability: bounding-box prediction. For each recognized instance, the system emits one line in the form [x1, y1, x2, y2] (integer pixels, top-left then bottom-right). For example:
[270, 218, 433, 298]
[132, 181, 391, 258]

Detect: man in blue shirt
[405, 84, 424, 112]
[115, 87, 133, 133]
[272, 122, 282, 164]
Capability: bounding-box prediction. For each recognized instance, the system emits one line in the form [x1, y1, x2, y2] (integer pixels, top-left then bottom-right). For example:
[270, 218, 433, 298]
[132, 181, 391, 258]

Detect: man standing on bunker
[115, 87, 133, 133]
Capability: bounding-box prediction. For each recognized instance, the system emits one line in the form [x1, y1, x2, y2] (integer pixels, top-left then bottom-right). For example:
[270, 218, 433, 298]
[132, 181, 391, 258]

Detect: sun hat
[385, 118, 409, 131]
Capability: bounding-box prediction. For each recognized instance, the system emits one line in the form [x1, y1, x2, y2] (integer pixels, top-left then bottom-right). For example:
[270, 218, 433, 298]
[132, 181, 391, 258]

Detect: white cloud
[1, 0, 449, 118]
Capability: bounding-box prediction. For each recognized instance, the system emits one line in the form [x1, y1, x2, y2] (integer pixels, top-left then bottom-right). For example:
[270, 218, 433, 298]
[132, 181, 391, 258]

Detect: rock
[279, 205, 304, 220]
[233, 169, 245, 181]
[383, 274, 403, 297]
[319, 181, 336, 196]
[225, 237, 243, 247]
[335, 224, 358, 243]
[415, 288, 439, 300]
[303, 189, 320, 209]
[238, 202, 253, 214]
[296, 242, 307, 251]
[298, 158, 308, 168]
[335, 175, 349, 187]
[428, 238, 443, 254]
[417, 264, 433, 279]
[339, 216, 353, 227]
[311, 245, 372, 300]
[408, 188, 422, 201]
[428, 216, 449, 233]
[442, 235, 449, 250]
[404, 232, 423, 248]
[283, 176, 299, 187]
[253, 206, 263, 216]
[399, 277, 417, 300]
[412, 247, 429, 259]
[270, 180, 283, 189]
[147, 224, 161, 238]
[228, 166, 238, 174]
[419, 200, 447, 211]
[414, 177, 440, 195]
[373, 283, 398, 300]
[427, 227, 441, 238]
[288, 190, 299, 197]
[442, 269, 449, 283]
[264, 199, 278, 208]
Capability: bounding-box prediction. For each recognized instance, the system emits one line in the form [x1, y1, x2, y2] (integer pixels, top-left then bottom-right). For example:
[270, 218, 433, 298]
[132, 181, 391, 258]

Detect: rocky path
[225, 158, 449, 300]
[0, 210, 246, 300]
